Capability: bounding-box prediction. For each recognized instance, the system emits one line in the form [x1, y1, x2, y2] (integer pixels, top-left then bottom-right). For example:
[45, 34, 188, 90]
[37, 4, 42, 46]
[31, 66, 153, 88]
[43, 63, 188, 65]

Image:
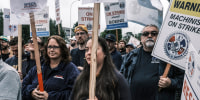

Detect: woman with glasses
[22, 35, 80, 100]
[70, 37, 131, 100]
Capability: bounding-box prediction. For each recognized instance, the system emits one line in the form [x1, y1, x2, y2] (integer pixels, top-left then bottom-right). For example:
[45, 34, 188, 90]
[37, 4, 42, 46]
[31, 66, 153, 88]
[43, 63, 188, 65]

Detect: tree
[72, 21, 78, 33]
[134, 32, 142, 41]
[22, 25, 30, 43]
[100, 29, 122, 42]
[0, 9, 3, 36]
[122, 32, 134, 43]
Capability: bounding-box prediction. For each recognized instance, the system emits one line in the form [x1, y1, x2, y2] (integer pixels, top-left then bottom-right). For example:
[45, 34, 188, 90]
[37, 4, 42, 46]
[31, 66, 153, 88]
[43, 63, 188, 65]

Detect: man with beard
[105, 34, 123, 70]
[69, 36, 77, 51]
[0, 36, 10, 61]
[119, 40, 126, 56]
[120, 24, 184, 100]
[71, 25, 89, 71]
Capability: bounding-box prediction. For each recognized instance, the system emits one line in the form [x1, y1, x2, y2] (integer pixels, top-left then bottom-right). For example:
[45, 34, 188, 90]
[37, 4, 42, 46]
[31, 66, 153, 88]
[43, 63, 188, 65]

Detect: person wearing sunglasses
[22, 35, 79, 100]
[120, 24, 184, 100]
[71, 25, 89, 71]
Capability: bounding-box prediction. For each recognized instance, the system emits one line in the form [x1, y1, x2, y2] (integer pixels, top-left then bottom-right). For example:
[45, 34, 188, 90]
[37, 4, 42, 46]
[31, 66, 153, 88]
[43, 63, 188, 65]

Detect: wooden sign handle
[29, 12, 44, 92]
[159, 63, 171, 91]
[89, 3, 100, 99]
[18, 25, 22, 73]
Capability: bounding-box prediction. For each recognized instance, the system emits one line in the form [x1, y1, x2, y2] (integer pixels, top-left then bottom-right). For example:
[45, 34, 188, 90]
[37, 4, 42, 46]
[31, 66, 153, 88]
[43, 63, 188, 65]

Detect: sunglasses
[47, 46, 60, 50]
[75, 32, 85, 36]
[142, 31, 158, 37]
[28, 40, 42, 45]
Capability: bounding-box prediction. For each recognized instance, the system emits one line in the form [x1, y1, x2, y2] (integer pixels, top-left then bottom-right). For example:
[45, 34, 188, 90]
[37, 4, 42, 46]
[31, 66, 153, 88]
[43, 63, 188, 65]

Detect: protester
[120, 24, 184, 100]
[105, 34, 123, 70]
[24, 43, 29, 54]
[70, 37, 131, 100]
[0, 60, 21, 100]
[71, 25, 89, 71]
[26, 37, 44, 74]
[119, 40, 126, 56]
[114, 41, 118, 49]
[0, 36, 10, 61]
[125, 43, 135, 54]
[69, 36, 77, 51]
[5, 37, 27, 79]
[22, 35, 79, 100]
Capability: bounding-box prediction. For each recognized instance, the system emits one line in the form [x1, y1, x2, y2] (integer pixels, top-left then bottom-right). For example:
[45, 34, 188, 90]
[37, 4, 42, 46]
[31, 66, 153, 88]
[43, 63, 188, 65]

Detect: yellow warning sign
[170, 0, 200, 17]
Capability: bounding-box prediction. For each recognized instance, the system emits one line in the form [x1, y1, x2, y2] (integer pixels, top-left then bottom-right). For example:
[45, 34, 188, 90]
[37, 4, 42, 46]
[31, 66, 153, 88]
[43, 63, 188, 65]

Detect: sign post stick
[89, 3, 100, 99]
[159, 63, 171, 91]
[116, 29, 119, 50]
[18, 25, 22, 73]
[58, 24, 61, 35]
[9, 36, 13, 57]
[29, 12, 44, 91]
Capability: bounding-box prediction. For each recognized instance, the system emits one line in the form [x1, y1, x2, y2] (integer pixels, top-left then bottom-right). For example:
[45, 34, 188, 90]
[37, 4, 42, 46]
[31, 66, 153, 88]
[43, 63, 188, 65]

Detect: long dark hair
[71, 37, 119, 100]
[44, 35, 71, 65]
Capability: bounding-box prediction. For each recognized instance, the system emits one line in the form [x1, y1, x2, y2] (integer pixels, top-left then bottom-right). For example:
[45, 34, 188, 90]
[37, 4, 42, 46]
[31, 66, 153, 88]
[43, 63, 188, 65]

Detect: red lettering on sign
[182, 80, 195, 100]
[86, 12, 93, 16]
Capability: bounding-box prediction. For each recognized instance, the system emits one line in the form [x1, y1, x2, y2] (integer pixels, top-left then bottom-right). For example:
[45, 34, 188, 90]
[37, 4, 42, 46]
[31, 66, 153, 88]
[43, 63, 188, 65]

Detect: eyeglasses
[0, 41, 7, 43]
[47, 46, 60, 50]
[75, 32, 85, 36]
[142, 31, 158, 37]
[28, 40, 42, 45]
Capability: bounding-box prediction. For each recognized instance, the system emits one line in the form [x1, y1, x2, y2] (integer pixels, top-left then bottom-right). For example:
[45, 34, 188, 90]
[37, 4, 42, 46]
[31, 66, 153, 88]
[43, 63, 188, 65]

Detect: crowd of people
[0, 24, 184, 100]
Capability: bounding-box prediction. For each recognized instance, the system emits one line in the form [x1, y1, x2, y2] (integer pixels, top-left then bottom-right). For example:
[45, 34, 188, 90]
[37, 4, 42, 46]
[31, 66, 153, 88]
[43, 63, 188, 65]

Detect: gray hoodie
[0, 60, 22, 100]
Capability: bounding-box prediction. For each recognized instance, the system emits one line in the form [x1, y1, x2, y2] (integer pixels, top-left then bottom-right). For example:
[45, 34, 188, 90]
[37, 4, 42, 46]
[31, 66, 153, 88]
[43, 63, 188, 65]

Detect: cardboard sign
[10, 0, 47, 14]
[3, 8, 18, 36]
[30, 7, 49, 37]
[126, 0, 163, 27]
[82, 0, 119, 4]
[152, 0, 200, 70]
[10, 12, 30, 25]
[104, 0, 128, 30]
[78, 7, 94, 35]
[55, 0, 61, 25]
[181, 45, 200, 100]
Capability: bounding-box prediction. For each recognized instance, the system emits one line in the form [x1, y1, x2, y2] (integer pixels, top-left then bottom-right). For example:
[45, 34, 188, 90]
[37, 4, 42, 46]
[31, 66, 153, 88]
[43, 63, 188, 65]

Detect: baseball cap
[105, 34, 116, 42]
[74, 25, 88, 33]
[69, 36, 76, 41]
[126, 43, 135, 48]
[0, 36, 9, 42]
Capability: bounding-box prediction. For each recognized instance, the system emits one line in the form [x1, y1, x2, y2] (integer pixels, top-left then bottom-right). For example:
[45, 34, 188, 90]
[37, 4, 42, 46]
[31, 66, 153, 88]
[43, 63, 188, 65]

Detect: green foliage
[0, 10, 3, 36]
[135, 32, 142, 41]
[100, 29, 122, 42]
[122, 32, 133, 43]
[22, 25, 30, 43]
[122, 32, 142, 43]
[72, 21, 78, 33]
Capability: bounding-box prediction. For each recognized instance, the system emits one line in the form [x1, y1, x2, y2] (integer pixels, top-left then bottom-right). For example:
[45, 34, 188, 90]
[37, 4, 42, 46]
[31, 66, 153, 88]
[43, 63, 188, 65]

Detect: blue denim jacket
[120, 47, 184, 100]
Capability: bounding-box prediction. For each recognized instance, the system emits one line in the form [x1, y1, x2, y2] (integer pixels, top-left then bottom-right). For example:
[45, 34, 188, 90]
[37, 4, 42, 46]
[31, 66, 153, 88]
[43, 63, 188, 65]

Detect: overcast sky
[0, 0, 169, 35]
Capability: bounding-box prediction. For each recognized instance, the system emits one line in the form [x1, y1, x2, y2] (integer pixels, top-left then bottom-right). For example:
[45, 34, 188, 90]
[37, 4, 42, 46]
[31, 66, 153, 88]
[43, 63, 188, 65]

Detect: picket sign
[29, 13, 44, 91]
[55, 0, 61, 35]
[10, 0, 46, 91]
[89, 3, 100, 99]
